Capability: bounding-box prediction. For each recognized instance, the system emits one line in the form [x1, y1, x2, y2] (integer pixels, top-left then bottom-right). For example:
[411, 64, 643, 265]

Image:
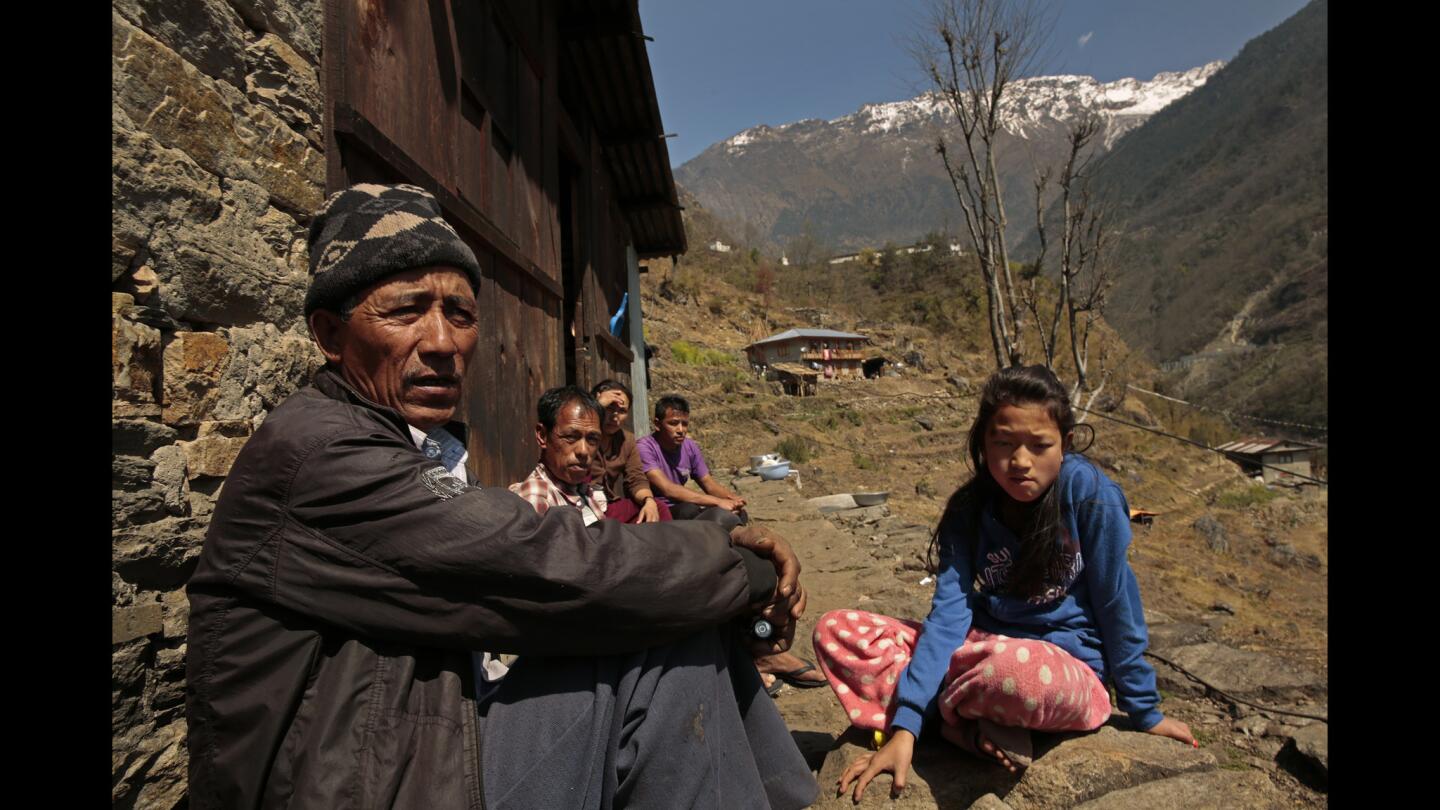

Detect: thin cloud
[1078, 31, 1094, 48]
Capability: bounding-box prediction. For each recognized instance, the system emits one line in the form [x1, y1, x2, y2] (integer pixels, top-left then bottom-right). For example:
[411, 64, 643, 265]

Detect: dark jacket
[185, 369, 773, 809]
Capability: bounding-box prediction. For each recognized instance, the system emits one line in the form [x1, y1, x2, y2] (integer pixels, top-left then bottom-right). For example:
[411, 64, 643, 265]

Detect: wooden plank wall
[327, 0, 635, 487]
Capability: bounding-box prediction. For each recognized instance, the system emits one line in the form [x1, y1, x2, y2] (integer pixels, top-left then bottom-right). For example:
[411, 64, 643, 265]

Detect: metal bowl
[755, 461, 792, 480]
[852, 491, 889, 507]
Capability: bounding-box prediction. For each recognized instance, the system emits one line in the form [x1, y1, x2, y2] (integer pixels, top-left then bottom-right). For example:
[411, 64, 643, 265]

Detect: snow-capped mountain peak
[720, 62, 1222, 156]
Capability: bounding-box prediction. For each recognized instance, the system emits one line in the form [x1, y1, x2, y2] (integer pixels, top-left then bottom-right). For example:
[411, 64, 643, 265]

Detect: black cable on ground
[1143, 650, 1328, 723]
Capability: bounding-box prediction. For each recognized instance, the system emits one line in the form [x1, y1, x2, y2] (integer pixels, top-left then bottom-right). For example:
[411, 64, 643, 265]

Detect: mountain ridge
[678, 62, 1222, 252]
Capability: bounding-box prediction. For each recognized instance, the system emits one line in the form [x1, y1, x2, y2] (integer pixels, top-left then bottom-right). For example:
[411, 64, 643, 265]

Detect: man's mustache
[405, 371, 461, 385]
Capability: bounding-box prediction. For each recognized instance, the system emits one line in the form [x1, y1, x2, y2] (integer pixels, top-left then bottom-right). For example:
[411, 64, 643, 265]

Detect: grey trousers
[480, 625, 818, 809]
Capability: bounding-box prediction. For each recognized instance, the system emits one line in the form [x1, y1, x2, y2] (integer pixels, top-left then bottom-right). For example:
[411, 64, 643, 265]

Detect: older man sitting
[509, 385, 609, 525]
[184, 183, 817, 810]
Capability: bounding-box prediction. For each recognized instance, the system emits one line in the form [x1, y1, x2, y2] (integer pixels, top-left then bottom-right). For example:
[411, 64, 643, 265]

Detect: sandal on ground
[773, 662, 829, 689]
[765, 677, 784, 698]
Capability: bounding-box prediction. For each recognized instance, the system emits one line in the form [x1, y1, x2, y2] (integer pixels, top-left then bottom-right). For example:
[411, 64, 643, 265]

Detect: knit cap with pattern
[304, 183, 482, 315]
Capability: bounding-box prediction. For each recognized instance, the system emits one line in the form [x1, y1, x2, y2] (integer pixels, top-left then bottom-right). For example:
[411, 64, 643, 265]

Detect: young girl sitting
[813, 365, 1196, 801]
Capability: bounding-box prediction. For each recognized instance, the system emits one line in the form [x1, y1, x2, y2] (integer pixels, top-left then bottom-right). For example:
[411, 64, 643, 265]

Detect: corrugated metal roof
[745, 328, 870, 349]
[1216, 438, 1325, 456]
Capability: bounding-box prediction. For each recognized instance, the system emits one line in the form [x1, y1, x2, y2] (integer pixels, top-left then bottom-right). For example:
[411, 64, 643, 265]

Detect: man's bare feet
[940, 718, 1030, 774]
[754, 650, 829, 686]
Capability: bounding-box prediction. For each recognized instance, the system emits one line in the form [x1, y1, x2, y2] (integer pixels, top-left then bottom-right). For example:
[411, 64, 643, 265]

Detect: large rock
[113, 517, 207, 591]
[807, 493, 859, 512]
[114, 488, 168, 527]
[1069, 768, 1287, 809]
[1192, 515, 1227, 553]
[211, 323, 323, 422]
[114, 571, 139, 608]
[1277, 723, 1327, 790]
[114, 456, 157, 492]
[113, 419, 179, 458]
[113, 637, 153, 755]
[828, 504, 891, 527]
[1144, 617, 1211, 651]
[180, 422, 253, 479]
[113, 717, 188, 810]
[113, 303, 163, 405]
[162, 331, 229, 424]
[144, 179, 310, 329]
[113, 603, 164, 645]
[161, 589, 190, 639]
[112, 12, 324, 216]
[111, 113, 222, 282]
[229, 0, 322, 63]
[815, 732, 1015, 809]
[150, 444, 191, 516]
[151, 645, 189, 718]
[113, 0, 250, 89]
[1265, 542, 1322, 571]
[1004, 726, 1217, 810]
[812, 726, 1219, 810]
[1151, 643, 1325, 701]
[245, 33, 322, 147]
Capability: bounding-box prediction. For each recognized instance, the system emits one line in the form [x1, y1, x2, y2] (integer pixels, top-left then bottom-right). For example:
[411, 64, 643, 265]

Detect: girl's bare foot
[941, 718, 1028, 774]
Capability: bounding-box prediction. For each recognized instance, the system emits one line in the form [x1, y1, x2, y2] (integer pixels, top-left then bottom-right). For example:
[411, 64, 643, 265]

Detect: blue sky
[641, 0, 1314, 167]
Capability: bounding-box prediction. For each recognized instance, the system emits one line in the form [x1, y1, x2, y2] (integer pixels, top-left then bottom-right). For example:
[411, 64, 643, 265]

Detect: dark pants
[481, 625, 818, 809]
[669, 502, 748, 531]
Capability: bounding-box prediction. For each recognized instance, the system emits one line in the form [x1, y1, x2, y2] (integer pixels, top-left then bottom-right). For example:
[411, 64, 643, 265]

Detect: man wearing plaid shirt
[509, 386, 610, 525]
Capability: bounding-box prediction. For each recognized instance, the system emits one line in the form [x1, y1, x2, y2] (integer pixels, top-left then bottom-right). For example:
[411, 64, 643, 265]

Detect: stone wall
[112, 2, 324, 806]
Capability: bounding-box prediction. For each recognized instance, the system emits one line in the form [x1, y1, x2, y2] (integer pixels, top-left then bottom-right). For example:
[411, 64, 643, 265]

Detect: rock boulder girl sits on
[814, 365, 1196, 802]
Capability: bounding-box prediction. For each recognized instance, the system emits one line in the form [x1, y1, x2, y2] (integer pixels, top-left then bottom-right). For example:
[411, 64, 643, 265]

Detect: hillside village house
[1216, 438, 1324, 484]
[827, 241, 966, 265]
[745, 328, 870, 383]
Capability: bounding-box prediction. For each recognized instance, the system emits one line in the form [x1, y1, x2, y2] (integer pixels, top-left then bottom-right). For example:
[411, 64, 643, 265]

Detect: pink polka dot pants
[811, 609, 1112, 733]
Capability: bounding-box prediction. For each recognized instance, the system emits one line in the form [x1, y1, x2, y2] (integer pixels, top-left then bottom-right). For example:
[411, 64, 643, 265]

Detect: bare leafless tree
[1054, 114, 1114, 415]
[915, 0, 1054, 369]
[1024, 163, 1060, 368]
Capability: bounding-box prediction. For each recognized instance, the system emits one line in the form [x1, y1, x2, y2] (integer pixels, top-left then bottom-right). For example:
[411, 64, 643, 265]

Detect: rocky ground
[727, 475, 1327, 809]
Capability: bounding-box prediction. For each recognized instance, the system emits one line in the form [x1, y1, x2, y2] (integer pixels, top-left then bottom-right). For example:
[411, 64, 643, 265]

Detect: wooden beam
[600, 131, 675, 148]
[595, 327, 635, 363]
[331, 103, 564, 301]
[559, 23, 653, 41]
[556, 100, 585, 164]
[618, 196, 683, 212]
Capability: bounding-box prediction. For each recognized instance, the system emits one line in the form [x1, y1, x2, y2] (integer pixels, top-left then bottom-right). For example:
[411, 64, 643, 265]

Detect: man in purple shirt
[637, 395, 831, 692]
[636, 395, 747, 530]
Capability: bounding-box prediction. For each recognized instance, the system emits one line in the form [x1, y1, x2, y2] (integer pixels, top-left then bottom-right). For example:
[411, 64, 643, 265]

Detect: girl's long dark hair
[926, 365, 1077, 600]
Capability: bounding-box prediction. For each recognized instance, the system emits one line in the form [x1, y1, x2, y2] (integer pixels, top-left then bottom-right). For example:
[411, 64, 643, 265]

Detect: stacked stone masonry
[112, 3, 323, 807]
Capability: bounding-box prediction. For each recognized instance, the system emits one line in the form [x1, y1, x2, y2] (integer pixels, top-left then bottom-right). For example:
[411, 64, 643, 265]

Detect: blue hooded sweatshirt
[889, 453, 1163, 736]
